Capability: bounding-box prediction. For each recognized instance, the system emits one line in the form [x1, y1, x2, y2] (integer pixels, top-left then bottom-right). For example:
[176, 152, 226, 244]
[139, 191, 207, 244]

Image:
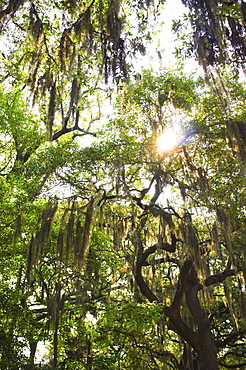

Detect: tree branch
[135, 244, 158, 303]
[203, 259, 236, 288]
[52, 126, 96, 141]
[170, 259, 193, 313]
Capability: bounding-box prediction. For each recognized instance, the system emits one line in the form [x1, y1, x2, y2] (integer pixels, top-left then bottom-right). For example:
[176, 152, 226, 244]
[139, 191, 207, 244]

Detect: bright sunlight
[157, 128, 179, 152]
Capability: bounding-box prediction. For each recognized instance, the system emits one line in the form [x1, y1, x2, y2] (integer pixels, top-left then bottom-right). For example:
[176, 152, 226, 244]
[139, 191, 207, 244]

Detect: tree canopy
[0, 0, 245, 369]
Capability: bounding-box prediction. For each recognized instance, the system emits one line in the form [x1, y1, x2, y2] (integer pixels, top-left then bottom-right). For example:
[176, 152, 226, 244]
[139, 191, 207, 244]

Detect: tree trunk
[28, 341, 37, 369]
[136, 255, 219, 369]
[185, 266, 218, 369]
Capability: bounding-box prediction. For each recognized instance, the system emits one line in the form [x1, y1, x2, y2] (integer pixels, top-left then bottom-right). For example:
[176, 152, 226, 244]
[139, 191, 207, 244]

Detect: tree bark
[136, 248, 219, 369]
[185, 265, 218, 370]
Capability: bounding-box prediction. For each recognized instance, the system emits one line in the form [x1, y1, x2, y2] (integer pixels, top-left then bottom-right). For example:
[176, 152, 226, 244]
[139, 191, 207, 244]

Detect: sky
[140, 0, 201, 74]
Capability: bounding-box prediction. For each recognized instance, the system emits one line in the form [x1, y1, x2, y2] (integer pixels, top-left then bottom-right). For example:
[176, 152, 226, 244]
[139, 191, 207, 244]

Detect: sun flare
[157, 129, 178, 152]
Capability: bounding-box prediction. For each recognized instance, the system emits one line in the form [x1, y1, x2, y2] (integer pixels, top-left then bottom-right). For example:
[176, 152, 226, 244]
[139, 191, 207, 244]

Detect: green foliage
[91, 301, 173, 369]
[0, 88, 44, 173]
[123, 69, 199, 112]
[0, 4, 246, 367]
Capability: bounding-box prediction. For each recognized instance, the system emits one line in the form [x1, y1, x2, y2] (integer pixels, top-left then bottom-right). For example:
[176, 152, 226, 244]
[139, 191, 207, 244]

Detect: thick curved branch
[216, 330, 246, 348]
[52, 126, 96, 141]
[135, 244, 158, 303]
[135, 253, 217, 365]
[170, 260, 193, 312]
[135, 236, 183, 302]
[203, 259, 236, 288]
[162, 260, 202, 353]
